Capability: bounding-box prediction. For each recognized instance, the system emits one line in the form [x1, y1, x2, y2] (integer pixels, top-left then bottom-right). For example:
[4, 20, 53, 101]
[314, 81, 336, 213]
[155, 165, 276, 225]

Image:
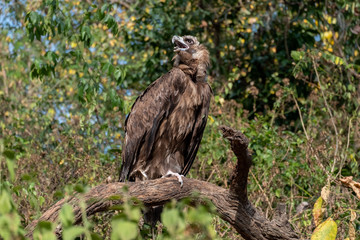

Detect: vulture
[119, 35, 212, 185]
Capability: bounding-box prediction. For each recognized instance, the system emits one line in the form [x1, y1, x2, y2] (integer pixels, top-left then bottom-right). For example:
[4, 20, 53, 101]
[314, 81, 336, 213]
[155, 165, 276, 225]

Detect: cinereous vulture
[119, 35, 212, 186]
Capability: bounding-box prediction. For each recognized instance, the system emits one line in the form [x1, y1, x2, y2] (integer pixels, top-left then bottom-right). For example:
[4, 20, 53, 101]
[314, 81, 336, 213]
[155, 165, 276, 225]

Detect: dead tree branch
[25, 126, 299, 240]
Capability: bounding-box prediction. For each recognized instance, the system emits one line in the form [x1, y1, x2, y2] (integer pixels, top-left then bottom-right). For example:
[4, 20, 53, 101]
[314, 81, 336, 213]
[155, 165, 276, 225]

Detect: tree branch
[25, 126, 299, 240]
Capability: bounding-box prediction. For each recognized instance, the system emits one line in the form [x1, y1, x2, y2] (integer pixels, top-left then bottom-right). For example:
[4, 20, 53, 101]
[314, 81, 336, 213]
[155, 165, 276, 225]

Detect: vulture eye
[186, 39, 194, 45]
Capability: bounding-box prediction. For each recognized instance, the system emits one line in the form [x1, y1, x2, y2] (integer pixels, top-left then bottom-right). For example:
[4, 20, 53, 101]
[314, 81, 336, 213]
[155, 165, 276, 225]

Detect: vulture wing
[181, 86, 211, 176]
[119, 68, 189, 181]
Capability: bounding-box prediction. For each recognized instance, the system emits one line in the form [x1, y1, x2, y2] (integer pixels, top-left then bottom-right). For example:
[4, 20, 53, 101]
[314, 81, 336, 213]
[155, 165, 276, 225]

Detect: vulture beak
[172, 35, 189, 52]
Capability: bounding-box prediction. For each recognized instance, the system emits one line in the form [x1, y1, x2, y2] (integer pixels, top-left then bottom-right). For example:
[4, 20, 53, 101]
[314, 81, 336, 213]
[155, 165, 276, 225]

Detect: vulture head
[172, 35, 210, 81]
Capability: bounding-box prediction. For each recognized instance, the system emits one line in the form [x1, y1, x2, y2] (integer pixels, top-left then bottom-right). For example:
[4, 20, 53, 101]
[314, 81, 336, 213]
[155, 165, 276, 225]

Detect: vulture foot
[163, 170, 184, 187]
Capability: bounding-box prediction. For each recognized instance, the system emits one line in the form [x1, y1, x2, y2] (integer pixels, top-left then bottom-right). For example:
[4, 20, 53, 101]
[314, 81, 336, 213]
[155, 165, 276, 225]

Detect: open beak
[172, 35, 189, 52]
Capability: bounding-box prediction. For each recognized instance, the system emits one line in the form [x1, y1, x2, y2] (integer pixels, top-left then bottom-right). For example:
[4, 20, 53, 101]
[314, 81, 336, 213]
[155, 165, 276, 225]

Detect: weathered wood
[25, 126, 299, 240]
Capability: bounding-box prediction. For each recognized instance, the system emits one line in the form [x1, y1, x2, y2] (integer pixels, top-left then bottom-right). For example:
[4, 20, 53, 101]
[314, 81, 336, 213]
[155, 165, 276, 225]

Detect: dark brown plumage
[119, 35, 212, 184]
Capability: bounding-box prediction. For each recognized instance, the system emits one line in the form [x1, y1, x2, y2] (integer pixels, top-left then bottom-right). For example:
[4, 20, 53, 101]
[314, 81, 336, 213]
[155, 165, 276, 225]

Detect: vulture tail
[143, 206, 163, 227]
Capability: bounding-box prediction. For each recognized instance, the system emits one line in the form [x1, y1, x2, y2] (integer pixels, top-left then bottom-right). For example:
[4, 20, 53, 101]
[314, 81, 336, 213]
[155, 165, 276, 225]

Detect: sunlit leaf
[311, 218, 337, 240]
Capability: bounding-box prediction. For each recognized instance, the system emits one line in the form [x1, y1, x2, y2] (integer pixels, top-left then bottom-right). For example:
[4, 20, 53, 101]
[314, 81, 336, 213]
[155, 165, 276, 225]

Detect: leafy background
[0, 0, 359, 239]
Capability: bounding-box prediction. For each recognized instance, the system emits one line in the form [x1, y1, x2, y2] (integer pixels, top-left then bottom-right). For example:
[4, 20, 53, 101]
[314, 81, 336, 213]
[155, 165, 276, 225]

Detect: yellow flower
[59, 159, 64, 165]
[131, 55, 135, 60]
[323, 31, 332, 40]
[354, 50, 358, 57]
[71, 42, 77, 48]
[69, 69, 76, 75]
[79, 72, 84, 77]
[146, 24, 153, 30]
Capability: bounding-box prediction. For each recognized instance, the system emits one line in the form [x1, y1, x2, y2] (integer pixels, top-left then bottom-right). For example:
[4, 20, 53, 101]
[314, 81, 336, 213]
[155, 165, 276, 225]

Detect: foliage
[0, 0, 360, 239]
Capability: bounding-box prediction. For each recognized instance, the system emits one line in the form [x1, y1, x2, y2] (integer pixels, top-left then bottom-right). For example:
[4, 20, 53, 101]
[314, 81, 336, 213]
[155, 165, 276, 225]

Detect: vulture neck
[177, 63, 196, 77]
[176, 61, 208, 83]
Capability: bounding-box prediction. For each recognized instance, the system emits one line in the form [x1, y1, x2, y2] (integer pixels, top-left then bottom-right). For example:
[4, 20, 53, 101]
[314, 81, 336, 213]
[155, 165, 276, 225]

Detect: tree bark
[25, 126, 299, 240]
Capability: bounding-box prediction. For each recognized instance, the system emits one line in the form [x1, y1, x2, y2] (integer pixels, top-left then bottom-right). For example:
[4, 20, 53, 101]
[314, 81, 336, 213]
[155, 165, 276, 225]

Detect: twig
[312, 57, 339, 176]
[292, 93, 331, 178]
[249, 169, 273, 211]
[291, 94, 309, 140]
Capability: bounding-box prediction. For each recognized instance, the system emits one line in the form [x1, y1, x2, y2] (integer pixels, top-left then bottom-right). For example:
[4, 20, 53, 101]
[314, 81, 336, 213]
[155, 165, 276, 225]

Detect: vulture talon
[163, 170, 184, 187]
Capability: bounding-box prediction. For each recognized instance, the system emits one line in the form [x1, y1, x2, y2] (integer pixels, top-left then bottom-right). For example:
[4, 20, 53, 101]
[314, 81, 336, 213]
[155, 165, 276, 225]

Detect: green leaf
[128, 208, 141, 222]
[62, 226, 85, 240]
[101, 4, 109, 14]
[3, 149, 15, 160]
[60, 204, 75, 228]
[162, 208, 185, 235]
[311, 218, 337, 240]
[29, 12, 38, 24]
[291, 50, 304, 61]
[6, 158, 16, 181]
[275, 188, 282, 198]
[114, 68, 122, 80]
[0, 192, 12, 214]
[33, 221, 56, 240]
[102, 62, 111, 74]
[111, 220, 138, 240]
